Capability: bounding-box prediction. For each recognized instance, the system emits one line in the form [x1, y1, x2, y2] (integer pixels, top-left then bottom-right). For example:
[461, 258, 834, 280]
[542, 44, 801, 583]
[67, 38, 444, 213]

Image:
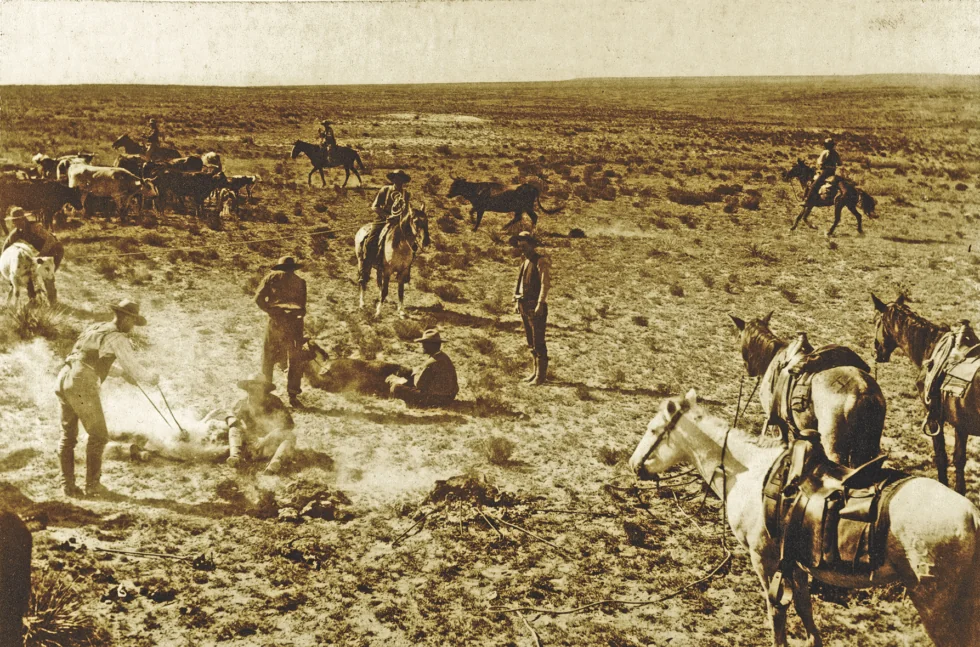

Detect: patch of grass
[392, 319, 424, 341]
[575, 384, 596, 401]
[779, 286, 801, 304]
[1, 302, 79, 356]
[472, 335, 496, 355]
[598, 446, 626, 466]
[24, 569, 112, 647]
[140, 231, 166, 247]
[631, 315, 649, 327]
[93, 257, 119, 280]
[480, 436, 516, 466]
[432, 282, 464, 303]
[436, 214, 458, 234]
[668, 283, 685, 298]
[745, 243, 779, 265]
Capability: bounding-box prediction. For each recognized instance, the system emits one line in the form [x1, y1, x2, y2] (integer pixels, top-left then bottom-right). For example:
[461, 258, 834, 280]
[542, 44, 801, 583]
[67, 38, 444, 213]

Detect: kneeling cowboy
[387, 329, 459, 408]
[225, 373, 296, 474]
[56, 300, 158, 498]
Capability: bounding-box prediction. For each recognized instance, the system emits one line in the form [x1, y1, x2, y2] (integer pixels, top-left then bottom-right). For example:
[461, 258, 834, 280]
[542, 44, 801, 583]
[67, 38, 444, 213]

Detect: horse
[871, 293, 980, 494]
[783, 159, 877, 236]
[730, 312, 885, 467]
[353, 201, 429, 318]
[630, 389, 980, 647]
[0, 510, 32, 647]
[111, 134, 180, 162]
[290, 141, 365, 188]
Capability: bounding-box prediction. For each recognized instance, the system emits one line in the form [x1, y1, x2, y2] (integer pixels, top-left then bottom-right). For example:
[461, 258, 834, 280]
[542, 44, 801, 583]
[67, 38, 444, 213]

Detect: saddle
[769, 333, 871, 435]
[817, 176, 838, 200]
[763, 432, 912, 608]
[921, 321, 980, 430]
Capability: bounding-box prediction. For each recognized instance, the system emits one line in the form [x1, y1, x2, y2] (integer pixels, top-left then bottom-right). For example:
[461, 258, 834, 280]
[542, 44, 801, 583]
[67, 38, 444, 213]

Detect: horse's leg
[846, 201, 864, 235]
[342, 167, 350, 188]
[791, 206, 810, 231]
[749, 550, 790, 647]
[931, 424, 950, 486]
[790, 569, 822, 647]
[320, 168, 327, 188]
[307, 168, 315, 187]
[502, 211, 522, 230]
[376, 272, 389, 318]
[527, 209, 538, 229]
[357, 259, 367, 309]
[953, 427, 968, 495]
[396, 277, 406, 318]
[352, 167, 362, 186]
[827, 202, 843, 237]
[473, 210, 484, 232]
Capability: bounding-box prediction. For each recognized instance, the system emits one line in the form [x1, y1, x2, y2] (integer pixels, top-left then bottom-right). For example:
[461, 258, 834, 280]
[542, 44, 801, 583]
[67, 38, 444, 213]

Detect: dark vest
[65, 322, 118, 381]
[516, 257, 542, 302]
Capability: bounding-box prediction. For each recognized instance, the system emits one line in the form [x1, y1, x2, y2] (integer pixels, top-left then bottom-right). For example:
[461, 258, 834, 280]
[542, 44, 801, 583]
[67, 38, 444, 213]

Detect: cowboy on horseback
[144, 118, 162, 154]
[802, 138, 841, 206]
[317, 120, 337, 161]
[363, 170, 412, 274]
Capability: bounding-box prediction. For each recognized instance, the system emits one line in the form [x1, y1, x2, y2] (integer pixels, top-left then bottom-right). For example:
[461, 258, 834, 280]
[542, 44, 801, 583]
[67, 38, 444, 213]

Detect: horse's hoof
[825, 231, 834, 237]
[857, 230, 865, 236]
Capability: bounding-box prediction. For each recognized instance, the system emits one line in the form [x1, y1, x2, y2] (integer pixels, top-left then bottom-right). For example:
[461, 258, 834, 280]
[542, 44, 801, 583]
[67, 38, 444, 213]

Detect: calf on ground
[302, 340, 411, 397]
[0, 510, 32, 647]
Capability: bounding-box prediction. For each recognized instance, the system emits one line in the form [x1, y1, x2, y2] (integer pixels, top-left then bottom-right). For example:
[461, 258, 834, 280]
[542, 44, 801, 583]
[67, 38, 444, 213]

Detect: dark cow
[142, 155, 204, 179]
[302, 340, 411, 397]
[148, 170, 225, 217]
[32, 154, 58, 179]
[68, 164, 157, 223]
[0, 177, 82, 232]
[447, 176, 563, 231]
[0, 510, 32, 647]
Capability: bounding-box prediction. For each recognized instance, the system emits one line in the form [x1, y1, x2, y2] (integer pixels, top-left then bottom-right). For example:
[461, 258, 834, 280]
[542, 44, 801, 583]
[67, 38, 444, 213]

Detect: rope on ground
[67, 221, 366, 261]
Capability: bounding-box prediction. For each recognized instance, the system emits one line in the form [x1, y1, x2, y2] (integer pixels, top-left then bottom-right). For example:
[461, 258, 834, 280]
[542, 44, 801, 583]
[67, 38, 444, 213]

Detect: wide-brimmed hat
[110, 299, 147, 326]
[824, 138, 835, 147]
[509, 230, 539, 247]
[414, 329, 442, 344]
[272, 255, 302, 271]
[7, 207, 28, 223]
[321, 120, 332, 126]
[386, 169, 411, 184]
[237, 373, 275, 393]
[148, 118, 157, 124]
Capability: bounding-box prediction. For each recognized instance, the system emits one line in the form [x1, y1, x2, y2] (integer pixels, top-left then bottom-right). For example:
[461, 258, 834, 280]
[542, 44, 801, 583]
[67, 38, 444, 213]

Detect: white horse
[630, 389, 980, 647]
[354, 201, 429, 318]
[0, 241, 57, 306]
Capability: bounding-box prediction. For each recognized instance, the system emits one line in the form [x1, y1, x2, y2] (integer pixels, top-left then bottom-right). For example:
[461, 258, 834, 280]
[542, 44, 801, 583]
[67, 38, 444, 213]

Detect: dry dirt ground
[1, 77, 979, 646]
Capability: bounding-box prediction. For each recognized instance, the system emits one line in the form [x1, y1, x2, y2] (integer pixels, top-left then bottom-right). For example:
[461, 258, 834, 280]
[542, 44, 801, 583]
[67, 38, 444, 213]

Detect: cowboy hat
[148, 118, 157, 124]
[110, 299, 148, 326]
[7, 207, 28, 222]
[272, 255, 302, 271]
[414, 329, 442, 344]
[386, 169, 411, 184]
[824, 138, 835, 147]
[320, 119, 333, 126]
[508, 230, 539, 247]
[236, 373, 275, 393]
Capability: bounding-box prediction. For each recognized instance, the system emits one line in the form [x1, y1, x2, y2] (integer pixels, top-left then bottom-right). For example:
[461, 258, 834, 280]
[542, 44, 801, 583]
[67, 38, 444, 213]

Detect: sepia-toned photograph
[1, 0, 979, 645]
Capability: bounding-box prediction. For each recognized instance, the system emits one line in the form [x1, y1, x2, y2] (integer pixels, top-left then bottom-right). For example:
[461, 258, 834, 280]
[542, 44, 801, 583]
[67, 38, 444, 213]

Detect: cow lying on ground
[0, 241, 57, 306]
[0, 177, 82, 231]
[302, 340, 412, 396]
[67, 164, 157, 223]
[0, 510, 31, 647]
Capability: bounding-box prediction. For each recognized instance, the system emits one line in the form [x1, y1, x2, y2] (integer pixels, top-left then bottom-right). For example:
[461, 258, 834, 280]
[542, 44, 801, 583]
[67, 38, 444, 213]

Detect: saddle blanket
[818, 177, 838, 200]
[763, 437, 913, 576]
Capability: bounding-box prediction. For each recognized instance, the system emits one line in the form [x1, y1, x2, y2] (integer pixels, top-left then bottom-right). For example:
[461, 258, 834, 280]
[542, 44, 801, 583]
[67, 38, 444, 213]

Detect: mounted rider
[144, 118, 162, 154]
[317, 119, 337, 162]
[362, 170, 412, 279]
[802, 138, 841, 205]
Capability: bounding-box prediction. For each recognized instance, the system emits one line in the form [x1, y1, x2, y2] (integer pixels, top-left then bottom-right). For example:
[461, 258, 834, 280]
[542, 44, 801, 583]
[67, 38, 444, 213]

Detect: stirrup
[768, 570, 794, 609]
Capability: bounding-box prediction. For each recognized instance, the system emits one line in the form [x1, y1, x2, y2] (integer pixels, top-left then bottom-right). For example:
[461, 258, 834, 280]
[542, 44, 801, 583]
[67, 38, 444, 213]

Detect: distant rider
[145, 118, 161, 152]
[317, 120, 337, 161]
[802, 138, 841, 205]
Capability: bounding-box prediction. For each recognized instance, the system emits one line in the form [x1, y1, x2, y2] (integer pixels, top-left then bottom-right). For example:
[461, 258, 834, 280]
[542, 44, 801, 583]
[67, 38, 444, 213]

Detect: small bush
[392, 319, 423, 341]
[480, 436, 516, 465]
[741, 194, 762, 210]
[598, 446, 625, 466]
[93, 257, 118, 280]
[432, 283, 464, 303]
[669, 283, 685, 298]
[141, 231, 166, 247]
[436, 214, 458, 234]
[956, 183, 969, 191]
[745, 243, 779, 265]
[473, 336, 496, 355]
[435, 144, 452, 156]
[24, 569, 112, 647]
[575, 384, 596, 401]
[779, 286, 801, 304]
[631, 315, 649, 327]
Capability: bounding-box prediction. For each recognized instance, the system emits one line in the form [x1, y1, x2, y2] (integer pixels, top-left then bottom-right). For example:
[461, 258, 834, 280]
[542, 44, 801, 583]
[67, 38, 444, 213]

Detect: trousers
[55, 365, 109, 489]
[518, 301, 548, 357]
[262, 315, 304, 396]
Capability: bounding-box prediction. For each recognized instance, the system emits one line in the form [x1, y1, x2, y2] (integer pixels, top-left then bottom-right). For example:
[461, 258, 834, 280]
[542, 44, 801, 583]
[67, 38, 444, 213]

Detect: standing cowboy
[317, 119, 337, 160]
[386, 329, 459, 408]
[3, 207, 65, 269]
[225, 373, 296, 474]
[255, 256, 307, 408]
[512, 231, 551, 385]
[55, 299, 158, 498]
[802, 138, 841, 206]
[362, 169, 411, 278]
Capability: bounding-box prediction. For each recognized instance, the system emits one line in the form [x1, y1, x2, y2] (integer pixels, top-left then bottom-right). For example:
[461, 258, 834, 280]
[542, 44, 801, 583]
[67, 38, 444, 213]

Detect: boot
[523, 354, 538, 383]
[533, 355, 549, 385]
[84, 440, 107, 497]
[60, 447, 82, 497]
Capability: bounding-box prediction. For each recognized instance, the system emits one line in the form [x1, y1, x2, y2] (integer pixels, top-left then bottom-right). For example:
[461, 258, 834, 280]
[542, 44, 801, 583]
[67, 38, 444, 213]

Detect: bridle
[634, 398, 689, 466]
[873, 311, 895, 363]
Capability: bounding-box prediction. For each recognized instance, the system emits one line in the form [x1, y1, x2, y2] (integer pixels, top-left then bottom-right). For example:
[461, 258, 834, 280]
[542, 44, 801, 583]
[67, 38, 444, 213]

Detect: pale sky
[1, 0, 979, 85]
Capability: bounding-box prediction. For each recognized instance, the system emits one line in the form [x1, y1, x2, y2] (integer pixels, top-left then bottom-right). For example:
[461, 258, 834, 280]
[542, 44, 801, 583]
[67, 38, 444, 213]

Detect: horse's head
[782, 158, 809, 182]
[447, 177, 467, 198]
[872, 293, 902, 363]
[411, 203, 430, 248]
[629, 390, 698, 479]
[729, 311, 776, 377]
[112, 135, 129, 149]
[290, 141, 303, 159]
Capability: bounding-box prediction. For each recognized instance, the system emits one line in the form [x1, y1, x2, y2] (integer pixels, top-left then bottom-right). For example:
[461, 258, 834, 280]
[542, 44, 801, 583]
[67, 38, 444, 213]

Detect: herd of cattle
[0, 146, 260, 233]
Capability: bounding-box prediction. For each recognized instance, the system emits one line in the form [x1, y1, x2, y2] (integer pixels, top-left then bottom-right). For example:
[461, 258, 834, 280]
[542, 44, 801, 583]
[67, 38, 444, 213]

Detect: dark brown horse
[290, 141, 364, 188]
[872, 293, 980, 494]
[730, 312, 885, 466]
[783, 159, 877, 236]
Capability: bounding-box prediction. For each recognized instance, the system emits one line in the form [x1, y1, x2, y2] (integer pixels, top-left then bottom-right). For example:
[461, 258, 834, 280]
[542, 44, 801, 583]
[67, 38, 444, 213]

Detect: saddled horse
[111, 134, 180, 162]
[290, 141, 365, 188]
[730, 312, 885, 466]
[783, 159, 877, 236]
[630, 390, 980, 647]
[872, 293, 980, 494]
[354, 200, 429, 318]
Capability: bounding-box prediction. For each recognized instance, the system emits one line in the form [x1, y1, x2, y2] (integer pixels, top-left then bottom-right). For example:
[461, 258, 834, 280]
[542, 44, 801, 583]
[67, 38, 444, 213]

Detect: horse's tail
[858, 190, 877, 219]
[535, 192, 563, 215]
[354, 152, 365, 172]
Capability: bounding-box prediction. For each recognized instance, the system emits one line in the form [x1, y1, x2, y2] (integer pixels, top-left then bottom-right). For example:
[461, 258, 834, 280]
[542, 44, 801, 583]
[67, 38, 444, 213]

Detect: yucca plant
[24, 570, 110, 647]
